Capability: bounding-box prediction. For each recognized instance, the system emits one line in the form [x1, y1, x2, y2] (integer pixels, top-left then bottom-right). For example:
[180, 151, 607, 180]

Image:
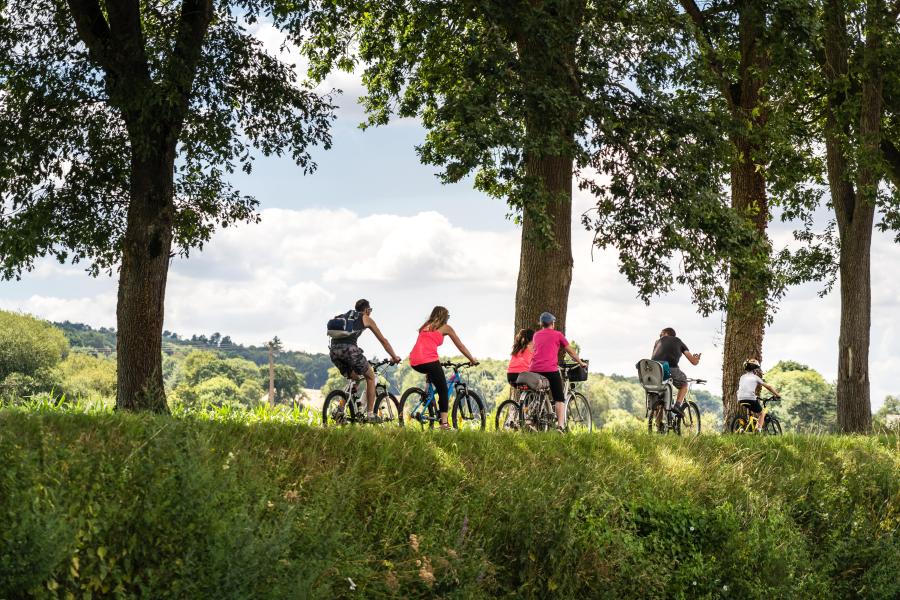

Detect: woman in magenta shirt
[409, 306, 478, 430]
[529, 312, 587, 432]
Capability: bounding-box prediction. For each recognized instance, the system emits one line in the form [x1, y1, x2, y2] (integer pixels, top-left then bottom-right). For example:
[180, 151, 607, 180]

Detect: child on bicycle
[529, 312, 587, 433]
[409, 306, 478, 430]
[738, 359, 781, 431]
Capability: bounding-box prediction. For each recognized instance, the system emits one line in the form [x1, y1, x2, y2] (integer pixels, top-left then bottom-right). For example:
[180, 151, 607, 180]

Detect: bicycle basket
[515, 372, 550, 392]
[566, 364, 588, 382]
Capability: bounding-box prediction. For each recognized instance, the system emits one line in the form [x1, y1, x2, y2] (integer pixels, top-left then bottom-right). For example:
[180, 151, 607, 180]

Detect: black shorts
[739, 399, 763, 413]
[507, 373, 520, 386]
[329, 343, 369, 379]
[535, 371, 565, 404]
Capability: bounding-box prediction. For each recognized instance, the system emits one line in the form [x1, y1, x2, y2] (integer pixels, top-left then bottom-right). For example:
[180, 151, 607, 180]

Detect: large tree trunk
[510, 0, 583, 338]
[116, 145, 176, 412]
[821, 0, 880, 432]
[513, 154, 574, 334]
[721, 142, 769, 428]
[720, 1, 770, 429]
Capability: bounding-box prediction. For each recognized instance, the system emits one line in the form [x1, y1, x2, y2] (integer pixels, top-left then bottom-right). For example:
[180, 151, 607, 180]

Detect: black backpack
[326, 310, 362, 339]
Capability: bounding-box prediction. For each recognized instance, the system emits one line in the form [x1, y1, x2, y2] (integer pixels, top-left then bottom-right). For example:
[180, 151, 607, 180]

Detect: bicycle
[322, 359, 399, 427]
[729, 395, 783, 434]
[399, 361, 486, 430]
[495, 361, 594, 433]
[636, 359, 702, 435]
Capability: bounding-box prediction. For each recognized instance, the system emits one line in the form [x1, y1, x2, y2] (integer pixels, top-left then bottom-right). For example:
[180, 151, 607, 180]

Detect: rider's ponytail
[511, 328, 535, 356]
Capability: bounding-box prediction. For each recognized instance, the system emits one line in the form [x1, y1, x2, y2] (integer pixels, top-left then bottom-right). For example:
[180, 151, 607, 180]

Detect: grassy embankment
[1, 409, 898, 599]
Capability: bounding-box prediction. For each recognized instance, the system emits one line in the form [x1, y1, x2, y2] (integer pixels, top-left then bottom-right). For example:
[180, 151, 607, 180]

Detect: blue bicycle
[399, 361, 486, 430]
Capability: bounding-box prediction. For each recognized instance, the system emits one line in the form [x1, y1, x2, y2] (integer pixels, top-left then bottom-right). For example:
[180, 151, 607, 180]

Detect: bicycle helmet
[744, 358, 761, 371]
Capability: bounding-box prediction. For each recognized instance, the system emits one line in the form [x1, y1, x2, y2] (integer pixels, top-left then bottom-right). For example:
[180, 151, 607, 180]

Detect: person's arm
[364, 315, 401, 363]
[761, 382, 780, 397]
[564, 344, 587, 368]
[682, 349, 701, 366]
[442, 324, 478, 364]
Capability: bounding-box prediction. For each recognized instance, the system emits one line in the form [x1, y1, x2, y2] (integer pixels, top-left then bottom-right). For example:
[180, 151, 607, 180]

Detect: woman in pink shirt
[507, 328, 535, 386]
[409, 306, 478, 429]
[529, 312, 587, 432]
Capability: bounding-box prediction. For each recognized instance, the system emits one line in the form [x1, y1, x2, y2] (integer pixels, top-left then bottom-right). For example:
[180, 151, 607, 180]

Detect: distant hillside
[54, 322, 333, 388]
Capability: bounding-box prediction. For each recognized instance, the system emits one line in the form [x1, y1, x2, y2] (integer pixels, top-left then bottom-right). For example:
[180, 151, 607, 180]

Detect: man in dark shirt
[651, 327, 701, 410]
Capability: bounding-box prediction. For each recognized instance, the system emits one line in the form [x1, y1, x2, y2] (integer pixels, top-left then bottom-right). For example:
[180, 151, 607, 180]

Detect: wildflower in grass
[283, 489, 300, 503]
[409, 533, 420, 553]
[418, 557, 435, 587]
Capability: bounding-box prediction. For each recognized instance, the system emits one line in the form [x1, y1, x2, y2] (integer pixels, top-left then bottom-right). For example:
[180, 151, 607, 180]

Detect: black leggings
[535, 371, 565, 404]
[413, 361, 449, 413]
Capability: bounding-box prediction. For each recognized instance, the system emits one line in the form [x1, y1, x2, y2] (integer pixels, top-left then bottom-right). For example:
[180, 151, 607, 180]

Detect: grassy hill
[1, 410, 897, 599]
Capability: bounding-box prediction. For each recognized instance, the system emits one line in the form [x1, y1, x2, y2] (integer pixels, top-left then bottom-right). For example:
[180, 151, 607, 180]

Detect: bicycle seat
[635, 359, 668, 392]
[515, 372, 550, 392]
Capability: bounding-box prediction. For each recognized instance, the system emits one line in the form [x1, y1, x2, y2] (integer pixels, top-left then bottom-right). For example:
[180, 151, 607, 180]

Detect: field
[1, 407, 898, 599]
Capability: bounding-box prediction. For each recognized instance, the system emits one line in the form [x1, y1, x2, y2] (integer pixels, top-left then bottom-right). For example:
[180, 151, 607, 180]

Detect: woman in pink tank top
[409, 306, 479, 430]
[506, 328, 535, 387]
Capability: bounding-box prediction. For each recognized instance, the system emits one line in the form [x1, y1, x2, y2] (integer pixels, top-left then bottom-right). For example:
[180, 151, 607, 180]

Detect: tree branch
[65, 0, 114, 72]
[166, 0, 214, 120]
[678, 0, 737, 107]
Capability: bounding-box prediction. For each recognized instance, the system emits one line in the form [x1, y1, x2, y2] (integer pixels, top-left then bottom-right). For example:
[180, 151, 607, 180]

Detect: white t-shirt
[737, 372, 763, 400]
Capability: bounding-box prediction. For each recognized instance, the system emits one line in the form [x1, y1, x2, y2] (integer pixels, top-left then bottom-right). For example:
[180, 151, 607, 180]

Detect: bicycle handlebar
[559, 360, 589, 368]
[368, 359, 393, 369]
[689, 378, 707, 384]
[440, 361, 477, 370]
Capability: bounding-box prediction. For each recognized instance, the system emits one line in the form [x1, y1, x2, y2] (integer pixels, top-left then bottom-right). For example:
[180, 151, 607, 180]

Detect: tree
[766, 360, 837, 432]
[281, 0, 760, 339]
[0, 311, 70, 397]
[873, 395, 900, 431]
[260, 364, 304, 404]
[801, 0, 900, 432]
[656, 0, 826, 428]
[0, 0, 335, 412]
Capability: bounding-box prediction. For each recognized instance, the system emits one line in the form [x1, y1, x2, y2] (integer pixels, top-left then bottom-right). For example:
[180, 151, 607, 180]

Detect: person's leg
[363, 365, 377, 414]
[426, 362, 450, 428]
[539, 372, 566, 429]
[671, 368, 688, 406]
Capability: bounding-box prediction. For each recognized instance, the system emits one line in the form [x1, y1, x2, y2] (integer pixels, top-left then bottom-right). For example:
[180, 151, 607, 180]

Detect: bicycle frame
[408, 365, 468, 421]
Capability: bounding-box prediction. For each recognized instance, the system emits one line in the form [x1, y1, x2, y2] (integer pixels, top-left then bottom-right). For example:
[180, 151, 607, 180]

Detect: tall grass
[0, 407, 897, 599]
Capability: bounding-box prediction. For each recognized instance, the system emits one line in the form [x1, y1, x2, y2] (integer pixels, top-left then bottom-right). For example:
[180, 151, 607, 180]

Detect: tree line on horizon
[0, 1, 897, 432]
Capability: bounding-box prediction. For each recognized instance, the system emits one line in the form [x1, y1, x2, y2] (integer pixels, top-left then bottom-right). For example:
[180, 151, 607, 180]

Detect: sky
[1, 22, 897, 410]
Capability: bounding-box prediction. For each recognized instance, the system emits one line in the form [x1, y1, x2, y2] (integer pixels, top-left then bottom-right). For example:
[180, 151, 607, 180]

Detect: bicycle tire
[763, 415, 782, 435]
[729, 414, 752, 434]
[322, 390, 353, 427]
[565, 391, 593, 433]
[399, 387, 435, 430]
[373, 393, 400, 427]
[677, 401, 701, 436]
[647, 400, 667, 434]
[452, 390, 486, 431]
[494, 399, 522, 431]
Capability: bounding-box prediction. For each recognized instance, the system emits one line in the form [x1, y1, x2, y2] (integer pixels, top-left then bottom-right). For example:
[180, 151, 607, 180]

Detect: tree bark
[719, 0, 770, 429]
[513, 154, 574, 335]
[820, 0, 881, 432]
[510, 0, 583, 338]
[116, 145, 176, 412]
[721, 139, 768, 428]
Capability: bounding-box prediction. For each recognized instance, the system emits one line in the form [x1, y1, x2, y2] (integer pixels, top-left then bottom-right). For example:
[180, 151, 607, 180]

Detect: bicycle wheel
[494, 399, 522, 431]
[762, 415, 782, 435]
[322, 390, 353, 427]
[565, 392, 593, 433]
[647, 400, 667, 434]
[677, 401, 701, 436]
[373, 393, 400, 427]
[729, 414, 753, 434]
[399, 387, 435, 430]
[452, 390, 486, 431]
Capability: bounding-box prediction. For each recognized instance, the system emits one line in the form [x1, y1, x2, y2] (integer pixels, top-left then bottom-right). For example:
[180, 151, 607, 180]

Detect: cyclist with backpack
[327, 299, 401, 422]
[409, 306, 478, 430]
[738, 359, 781, 431]
[529, 312, 587, 433]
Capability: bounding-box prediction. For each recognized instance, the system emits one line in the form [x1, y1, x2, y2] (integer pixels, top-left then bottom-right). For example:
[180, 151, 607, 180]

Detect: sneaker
[556, 425, 568, 434]
[670, 403, 684, 418]
[365, 414, 384, 424]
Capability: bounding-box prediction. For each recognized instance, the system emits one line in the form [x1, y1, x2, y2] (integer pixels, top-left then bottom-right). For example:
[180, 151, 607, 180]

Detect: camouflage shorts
[329, 344, 369, 379]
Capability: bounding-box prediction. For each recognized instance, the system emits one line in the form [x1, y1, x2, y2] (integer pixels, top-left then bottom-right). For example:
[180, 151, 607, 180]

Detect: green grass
[1, 408, 898, 599]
